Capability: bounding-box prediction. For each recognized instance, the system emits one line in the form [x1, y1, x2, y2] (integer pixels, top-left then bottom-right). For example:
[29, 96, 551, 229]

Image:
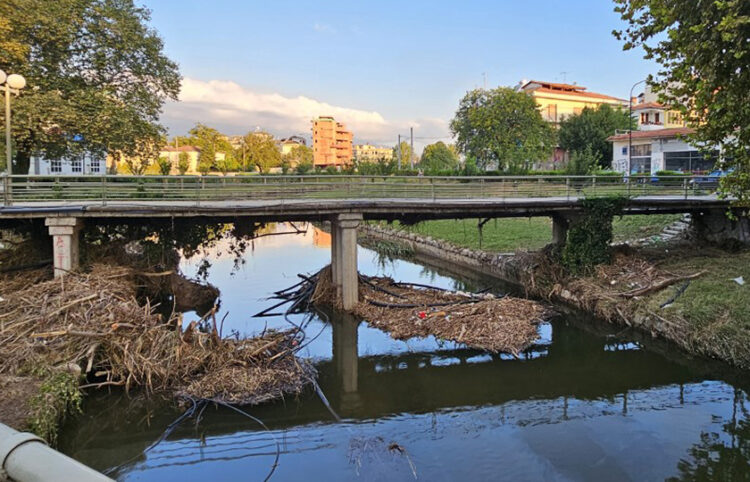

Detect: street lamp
[0, 69, 27, 175]
[628, 79, 646, 176]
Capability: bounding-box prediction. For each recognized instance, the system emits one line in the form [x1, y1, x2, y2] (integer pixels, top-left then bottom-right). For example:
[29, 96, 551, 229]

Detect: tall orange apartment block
[312, 116, 353, 167]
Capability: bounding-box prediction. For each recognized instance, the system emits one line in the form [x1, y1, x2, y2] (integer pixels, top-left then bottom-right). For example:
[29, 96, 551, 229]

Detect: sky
[144, 0, 655, 152]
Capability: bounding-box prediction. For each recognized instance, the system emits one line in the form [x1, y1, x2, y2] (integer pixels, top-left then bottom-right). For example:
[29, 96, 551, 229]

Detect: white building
[608, 88, 716, 175]
[29, 152, 108, 175]
[608, 127, 717, 175]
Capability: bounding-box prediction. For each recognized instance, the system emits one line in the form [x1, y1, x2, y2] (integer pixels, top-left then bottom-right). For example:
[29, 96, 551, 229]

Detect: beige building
[312, 116, 353, 167]
[353, 144, 393, 163]
[517, 80, 627, 126]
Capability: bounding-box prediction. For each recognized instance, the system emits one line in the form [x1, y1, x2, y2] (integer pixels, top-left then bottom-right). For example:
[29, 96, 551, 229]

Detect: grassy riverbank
[374, 214, 682, 252]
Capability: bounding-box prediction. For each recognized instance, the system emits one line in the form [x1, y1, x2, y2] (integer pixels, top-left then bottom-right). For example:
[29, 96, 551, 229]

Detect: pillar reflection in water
[331, 312, 362, 414]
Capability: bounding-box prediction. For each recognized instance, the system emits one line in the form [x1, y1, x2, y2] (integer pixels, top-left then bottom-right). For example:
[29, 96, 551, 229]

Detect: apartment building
[516, 80, 627, 126]
[312, 116, 353, 167]
[353, 144, 393, 163]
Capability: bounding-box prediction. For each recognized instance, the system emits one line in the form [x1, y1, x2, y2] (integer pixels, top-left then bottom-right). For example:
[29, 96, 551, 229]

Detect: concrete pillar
[552, 214, 569, 246]
[45, 217, 83, 277]
[330, 213, 362, 310]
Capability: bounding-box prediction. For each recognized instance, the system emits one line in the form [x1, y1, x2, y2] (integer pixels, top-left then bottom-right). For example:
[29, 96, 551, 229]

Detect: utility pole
[410, 127, 414, 169]
[397, 134, 401, 170]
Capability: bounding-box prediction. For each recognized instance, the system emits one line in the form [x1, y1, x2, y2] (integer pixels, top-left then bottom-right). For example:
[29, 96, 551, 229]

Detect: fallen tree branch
[619, 271, 707, 298]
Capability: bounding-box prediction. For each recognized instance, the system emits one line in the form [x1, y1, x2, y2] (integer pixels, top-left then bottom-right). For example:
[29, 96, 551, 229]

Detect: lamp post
[0, 69, 27, 175]
[628, 79, 646, 176]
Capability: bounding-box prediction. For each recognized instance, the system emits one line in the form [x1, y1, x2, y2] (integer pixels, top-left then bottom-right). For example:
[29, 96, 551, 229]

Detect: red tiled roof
[524, 80, 587, 91]
[632, 102, 665, 111]
[607, 127, 695, 142]
[532, 87, 627, 102]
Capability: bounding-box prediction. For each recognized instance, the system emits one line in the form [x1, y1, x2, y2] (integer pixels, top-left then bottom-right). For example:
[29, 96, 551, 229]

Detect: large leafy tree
[614, 0, 750, 205]
[392, 141, 417, 169]
[0, 0, 181, 175]
[451, 88, 556, 172]
[419, 141, 459, 173]
[243, 132, 281, 174]
[558, 104, 632, 169]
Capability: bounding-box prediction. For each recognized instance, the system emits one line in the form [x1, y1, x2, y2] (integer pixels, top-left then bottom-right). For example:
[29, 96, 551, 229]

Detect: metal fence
[0, 174, 715, 207]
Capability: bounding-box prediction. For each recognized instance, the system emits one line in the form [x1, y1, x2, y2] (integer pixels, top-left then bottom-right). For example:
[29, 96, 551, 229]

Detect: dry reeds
[0, 264, 314, 405]
[305, 266, 548, 356]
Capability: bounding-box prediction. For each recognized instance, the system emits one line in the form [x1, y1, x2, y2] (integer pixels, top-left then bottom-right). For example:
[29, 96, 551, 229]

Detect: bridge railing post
[683, 177, 688, 199]
[430, 177, 435, 201]
[2, 173, 9, 206]
[101, 175, 106, 206]
[566, 177, 570, 200]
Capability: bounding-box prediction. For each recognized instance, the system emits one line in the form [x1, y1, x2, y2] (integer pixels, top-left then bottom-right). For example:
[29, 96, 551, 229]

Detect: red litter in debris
[418, 311, 426, 319]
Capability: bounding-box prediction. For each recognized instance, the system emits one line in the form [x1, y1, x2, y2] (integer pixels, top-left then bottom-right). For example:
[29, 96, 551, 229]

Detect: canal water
[59, 224, 750, 481]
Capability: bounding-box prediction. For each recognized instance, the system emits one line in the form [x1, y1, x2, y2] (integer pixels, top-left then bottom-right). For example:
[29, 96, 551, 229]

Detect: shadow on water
[59, 223, 750, 481]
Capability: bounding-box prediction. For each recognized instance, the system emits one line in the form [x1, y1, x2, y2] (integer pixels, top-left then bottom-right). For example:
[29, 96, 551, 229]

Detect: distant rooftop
[519, 79, 626, 102]
[607, 127, 694, 142]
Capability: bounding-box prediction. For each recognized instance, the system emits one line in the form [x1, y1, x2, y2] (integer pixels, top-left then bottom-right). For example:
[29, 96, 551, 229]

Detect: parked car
[689, 168, 734, 189]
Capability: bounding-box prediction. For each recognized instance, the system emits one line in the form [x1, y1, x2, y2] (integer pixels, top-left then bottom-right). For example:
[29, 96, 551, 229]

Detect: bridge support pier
[45, 217, 83, 278]
[331, 213, 362, 310]
[552, 214, 569, 246]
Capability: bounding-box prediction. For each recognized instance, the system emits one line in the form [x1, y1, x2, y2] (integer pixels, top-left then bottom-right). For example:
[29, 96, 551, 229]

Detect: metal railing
[0, 174, 715, 207]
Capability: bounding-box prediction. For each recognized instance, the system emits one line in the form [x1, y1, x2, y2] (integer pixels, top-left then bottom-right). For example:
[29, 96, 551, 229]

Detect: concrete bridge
[0, 174, 735, 309]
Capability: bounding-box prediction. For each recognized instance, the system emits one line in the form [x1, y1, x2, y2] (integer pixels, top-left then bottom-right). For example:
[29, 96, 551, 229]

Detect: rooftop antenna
[560, 71, 569, 83]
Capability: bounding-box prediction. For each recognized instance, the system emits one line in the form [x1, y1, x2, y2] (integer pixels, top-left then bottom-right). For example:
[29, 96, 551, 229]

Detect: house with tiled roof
[607, 85, 717, 175]
[515, 79, 627, 169]
[516, 80, 627, 126]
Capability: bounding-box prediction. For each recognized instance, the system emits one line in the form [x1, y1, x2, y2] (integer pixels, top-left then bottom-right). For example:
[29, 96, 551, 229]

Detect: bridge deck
[0, 195, 729, 221]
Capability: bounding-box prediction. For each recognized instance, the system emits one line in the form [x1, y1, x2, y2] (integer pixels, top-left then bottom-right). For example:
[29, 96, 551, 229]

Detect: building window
[630, 144, 652, 174]
[654, 113, 660, 124]
[90, 158, 101, 173]
[71, 158, 83, 173]
[667, 111, 683, 125]
[546, 104, 558, 122]
[51, 159, 62, 173]
[664, 150, 718, 173]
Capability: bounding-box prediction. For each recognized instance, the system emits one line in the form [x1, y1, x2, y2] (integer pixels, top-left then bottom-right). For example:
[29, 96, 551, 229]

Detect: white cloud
[161, 77, 452, 152]
[313, 22, 336, 34]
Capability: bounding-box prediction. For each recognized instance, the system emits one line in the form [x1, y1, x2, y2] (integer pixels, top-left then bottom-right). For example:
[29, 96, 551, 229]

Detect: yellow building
[110, 145, 225, 175]
[517, 80, 627, 126]
[353, 144, 393, 163]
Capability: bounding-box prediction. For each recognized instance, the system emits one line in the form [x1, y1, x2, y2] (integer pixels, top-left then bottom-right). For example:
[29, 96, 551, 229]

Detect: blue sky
[145, 0, 654, 149]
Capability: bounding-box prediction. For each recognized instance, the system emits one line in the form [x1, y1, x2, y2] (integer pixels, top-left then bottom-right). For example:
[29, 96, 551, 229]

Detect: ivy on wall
[561, 196, 627, 273]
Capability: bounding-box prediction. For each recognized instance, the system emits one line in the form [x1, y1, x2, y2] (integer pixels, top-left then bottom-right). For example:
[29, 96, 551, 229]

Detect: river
[58, 223, 750, 481]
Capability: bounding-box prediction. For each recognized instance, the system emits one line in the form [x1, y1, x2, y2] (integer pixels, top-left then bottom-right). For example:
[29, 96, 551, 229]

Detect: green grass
[376, 214, 683, 252]
[642, 248, 750, 367]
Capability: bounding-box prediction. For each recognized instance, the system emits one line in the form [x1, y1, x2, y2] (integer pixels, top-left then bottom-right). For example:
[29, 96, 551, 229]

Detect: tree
[177, 152, 190, 175]
[419, 142, 459, 173]
[157, 156, 172, 175]
[614, 0, 750, 205]
[197, 145, 214, 175]
[0, 0, 180, 175]
[215, 153, 239, 176]
[392, 141, 417, 169]
[243, 132, 281, 173]
[450, 87, 556, 172]
[558, 104, 632, 169]
[565, 146, 601, 175]
[283, 145, 313, 168]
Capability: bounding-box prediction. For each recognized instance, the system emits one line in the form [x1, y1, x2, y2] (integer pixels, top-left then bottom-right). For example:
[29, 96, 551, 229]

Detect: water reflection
[59, 223, 750, 481]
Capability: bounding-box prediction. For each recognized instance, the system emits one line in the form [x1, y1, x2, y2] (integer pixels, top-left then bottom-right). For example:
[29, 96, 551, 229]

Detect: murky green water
[58, 224, 750, 481]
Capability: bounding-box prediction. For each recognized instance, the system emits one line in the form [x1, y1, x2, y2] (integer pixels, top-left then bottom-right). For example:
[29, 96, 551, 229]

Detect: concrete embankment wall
[359, 224, 527, 286]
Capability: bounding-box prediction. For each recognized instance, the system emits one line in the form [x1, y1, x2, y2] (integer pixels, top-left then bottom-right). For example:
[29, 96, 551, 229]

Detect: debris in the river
[0, 264, 316, 432]
[348, 436, 418, 480]
[265, 265, 549, 356]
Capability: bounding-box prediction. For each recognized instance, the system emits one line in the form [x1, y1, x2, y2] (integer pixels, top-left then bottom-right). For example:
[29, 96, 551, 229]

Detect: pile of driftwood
[0, 265, 315, 406]
[266, 266, 549, 356]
